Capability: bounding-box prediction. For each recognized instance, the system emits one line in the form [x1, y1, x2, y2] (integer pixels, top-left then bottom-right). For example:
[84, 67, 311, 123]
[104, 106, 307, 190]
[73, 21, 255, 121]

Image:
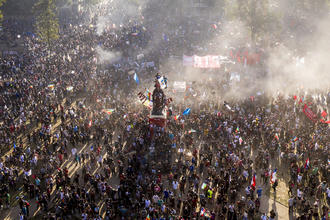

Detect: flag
[188, 129, 197, 134]
[274, 133, 279, 141]
[102, 109, 115, 115]
[304, 158, 310, 169]
[88, 120, 92, 127]
[293, 95, 297, 100]
[201, 183, 207, 190]
[13, 142, 17, 149]
[134, 73, 139, 84]
[66, 86, 73, 91]
[174, 115, 180, 120]
[251, 174, 256, 187]
[48, 84, 55, 90]
[90, 145, 94, 151]
[321, 110, 327, 118]
[158, 76, 167, 89]
[146, 214, 150, 220]
[143, 100, 152, 109]
[235, 127, 239, 133]
[146, 89, 152, 101]
[292, 136, 298, 142]
[239, 137, 243, 145]
[270, 169, 277, 184]
[182, 108, 191, 116]
[200, 208, 206, 216]
[303, 104, 317, 122]
[320, 119, 330, 124]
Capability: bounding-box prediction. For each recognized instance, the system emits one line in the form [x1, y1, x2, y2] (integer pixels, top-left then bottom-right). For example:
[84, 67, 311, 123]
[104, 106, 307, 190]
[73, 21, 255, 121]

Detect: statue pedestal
[149, 113, 167, 139]
[149, 114, 166, 128]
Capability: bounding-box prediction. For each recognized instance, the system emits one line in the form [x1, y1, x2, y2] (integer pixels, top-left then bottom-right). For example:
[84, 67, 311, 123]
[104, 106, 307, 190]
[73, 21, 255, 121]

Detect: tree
[224, 0, 282, 48]
[33, 0, 59, 47]
[0, 0, 6, 23]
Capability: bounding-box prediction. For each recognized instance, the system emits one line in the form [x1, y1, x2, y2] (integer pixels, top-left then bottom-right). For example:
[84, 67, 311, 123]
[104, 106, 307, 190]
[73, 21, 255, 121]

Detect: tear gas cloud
[88, 0, 329, 102]
[96, 46, 121, 64]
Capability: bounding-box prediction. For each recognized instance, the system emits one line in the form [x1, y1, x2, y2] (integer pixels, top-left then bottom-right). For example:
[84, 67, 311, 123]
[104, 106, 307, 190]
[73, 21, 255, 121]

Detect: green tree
[0, 0, 6, 23]
[33, 0, 59, 47]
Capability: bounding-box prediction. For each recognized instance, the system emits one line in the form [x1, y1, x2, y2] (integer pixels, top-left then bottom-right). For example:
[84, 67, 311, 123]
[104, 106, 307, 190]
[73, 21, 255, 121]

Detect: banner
[173, 81, 186, 93]
[183, 55, 231, 68]
[138, 92, 152, 109]
[303, 104, 317, 122]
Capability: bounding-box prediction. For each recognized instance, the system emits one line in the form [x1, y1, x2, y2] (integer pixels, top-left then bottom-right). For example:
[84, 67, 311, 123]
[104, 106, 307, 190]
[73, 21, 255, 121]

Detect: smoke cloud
[96, 46, 122, 64]
[85, 0, 329, 104]
[265, 14, 330, 95]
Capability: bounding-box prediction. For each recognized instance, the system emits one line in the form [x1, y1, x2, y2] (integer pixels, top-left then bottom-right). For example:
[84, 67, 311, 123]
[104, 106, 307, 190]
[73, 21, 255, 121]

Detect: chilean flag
[200, 208, 206, 216]
[270, 169, 277, 184]
[304, 158, 310, 169]
[251, 174, 256, 188]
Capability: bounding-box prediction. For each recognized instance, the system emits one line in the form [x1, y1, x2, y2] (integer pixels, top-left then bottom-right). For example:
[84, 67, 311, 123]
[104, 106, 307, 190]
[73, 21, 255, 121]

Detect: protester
[0, 10, 329, 220]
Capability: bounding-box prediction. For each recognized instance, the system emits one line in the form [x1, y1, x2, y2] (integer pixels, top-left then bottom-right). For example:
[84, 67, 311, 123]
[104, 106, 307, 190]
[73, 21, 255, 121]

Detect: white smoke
[266, 14, 330, 94]
[96, 46, 122, 64]
[95, 0, 147, 35]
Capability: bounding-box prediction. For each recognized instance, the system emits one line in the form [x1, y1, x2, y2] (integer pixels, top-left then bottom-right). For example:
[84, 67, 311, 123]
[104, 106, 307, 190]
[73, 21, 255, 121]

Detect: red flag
[304, 158, 310, 169]
[320, 119, 330, 124]
[251, 174, 256, 187]
[293, 95, 297, 100]
[303, 104, 317, 122]
[321, 110, 327, 118]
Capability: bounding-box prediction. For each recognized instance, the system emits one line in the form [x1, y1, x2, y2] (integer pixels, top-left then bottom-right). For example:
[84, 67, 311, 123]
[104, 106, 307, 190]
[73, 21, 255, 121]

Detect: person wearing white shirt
[172, 180, 178, 189]
[297, 174, 302, 183]
[172, 180, 179, 195]
[152, 194, 159, 203]
[297, 188, 302, 199]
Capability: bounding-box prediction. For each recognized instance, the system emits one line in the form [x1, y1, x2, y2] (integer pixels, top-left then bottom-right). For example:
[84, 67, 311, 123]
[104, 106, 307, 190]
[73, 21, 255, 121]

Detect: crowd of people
[0, 6, 329, 220]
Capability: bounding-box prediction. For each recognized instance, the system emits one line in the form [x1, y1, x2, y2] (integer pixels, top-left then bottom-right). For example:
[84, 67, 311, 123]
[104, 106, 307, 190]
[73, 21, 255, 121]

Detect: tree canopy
[0, 0, 6, 23]
[33, 0, 59, 45]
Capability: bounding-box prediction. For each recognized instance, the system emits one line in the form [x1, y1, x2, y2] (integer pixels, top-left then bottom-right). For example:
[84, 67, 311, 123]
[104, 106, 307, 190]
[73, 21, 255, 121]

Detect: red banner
[303, 104, 317, 122]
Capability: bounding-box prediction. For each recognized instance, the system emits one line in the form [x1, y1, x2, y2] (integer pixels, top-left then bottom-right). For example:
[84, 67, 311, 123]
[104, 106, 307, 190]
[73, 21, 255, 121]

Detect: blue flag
[90, 145, 94, 151]
[13, 142, 17, 149]
[182, 108, 191, 116]
[134, 73, 139, 84]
